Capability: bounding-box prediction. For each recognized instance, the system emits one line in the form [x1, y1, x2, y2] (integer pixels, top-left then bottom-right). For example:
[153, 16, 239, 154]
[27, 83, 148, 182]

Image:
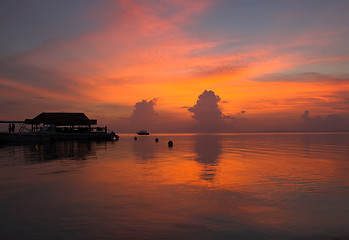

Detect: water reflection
[32, 141, 95, 163]
[1, 133, 349, 240]
[132, 136, 156, 161]
[0, 141, 96, 167]
[193, 134, 222, 181]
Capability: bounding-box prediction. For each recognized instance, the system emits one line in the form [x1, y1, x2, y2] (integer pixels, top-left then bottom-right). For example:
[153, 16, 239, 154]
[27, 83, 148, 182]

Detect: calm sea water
[1, 133, 349, 240]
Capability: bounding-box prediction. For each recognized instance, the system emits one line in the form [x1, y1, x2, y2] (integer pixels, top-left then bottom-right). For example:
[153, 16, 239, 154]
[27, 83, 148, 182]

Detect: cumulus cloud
[188, 90, 234, 132]
[300, 110, 348, 131]
[188, 90, 223, 123]
[130, 98, 158, 130]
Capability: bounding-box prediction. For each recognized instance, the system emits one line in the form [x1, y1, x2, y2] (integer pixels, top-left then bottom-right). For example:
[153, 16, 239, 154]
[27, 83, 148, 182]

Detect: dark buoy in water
[155, 138, 159, 142]
[168, 140, 173, 147]
[134, 137, 137, 140]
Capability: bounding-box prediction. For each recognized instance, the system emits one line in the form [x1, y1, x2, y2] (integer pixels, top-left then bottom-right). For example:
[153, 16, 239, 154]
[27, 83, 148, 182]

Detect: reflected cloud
[132, 136, 156, 161]
[193, 134, 222, 181]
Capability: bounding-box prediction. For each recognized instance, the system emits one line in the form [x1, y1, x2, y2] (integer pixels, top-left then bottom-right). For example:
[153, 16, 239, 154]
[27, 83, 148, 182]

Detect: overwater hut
[24, 112, 100, 133]
[0, 112, 118, 142]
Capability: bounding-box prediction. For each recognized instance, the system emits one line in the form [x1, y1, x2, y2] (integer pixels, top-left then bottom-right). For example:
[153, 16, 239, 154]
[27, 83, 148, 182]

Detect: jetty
[0, 112, 119, 143]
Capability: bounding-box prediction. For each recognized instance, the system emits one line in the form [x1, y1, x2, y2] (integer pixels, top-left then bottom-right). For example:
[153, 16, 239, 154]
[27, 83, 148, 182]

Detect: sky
[1, 0, 349, 132]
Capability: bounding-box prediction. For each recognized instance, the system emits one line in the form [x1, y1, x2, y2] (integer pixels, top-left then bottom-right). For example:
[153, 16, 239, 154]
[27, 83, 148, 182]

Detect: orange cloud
[2, 1, 349, 132]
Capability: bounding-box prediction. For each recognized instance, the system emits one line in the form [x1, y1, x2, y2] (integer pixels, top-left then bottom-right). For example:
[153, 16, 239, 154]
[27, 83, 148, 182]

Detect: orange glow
[2, 0, 349, 132]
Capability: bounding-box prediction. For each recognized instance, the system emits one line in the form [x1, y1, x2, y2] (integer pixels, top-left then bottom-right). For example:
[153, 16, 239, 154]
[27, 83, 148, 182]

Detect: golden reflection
[86, 134, 349, 192]
[2, 134, 347, 239]
[85, 134, 349, 234]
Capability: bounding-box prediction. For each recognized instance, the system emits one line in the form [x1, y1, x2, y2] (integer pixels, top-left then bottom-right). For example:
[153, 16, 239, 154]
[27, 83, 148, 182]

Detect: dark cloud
[188, 90, 223, 123]
[113, 99, 194, 133]
[191, 64, 245, 78]
[300, 110, 349, 131]
[188, 90, 235, 132]
[300, 110, 311, 121]
[254, 72, 349, 83]
[92, 76, 145, 86]
[0, 57, 78, 94]
[322, 90, 349, 111]
[130, 99, 158, 131]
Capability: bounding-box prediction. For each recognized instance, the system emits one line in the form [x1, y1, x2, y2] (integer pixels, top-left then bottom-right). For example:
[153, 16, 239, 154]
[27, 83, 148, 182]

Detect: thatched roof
[25, 113, 97, 126]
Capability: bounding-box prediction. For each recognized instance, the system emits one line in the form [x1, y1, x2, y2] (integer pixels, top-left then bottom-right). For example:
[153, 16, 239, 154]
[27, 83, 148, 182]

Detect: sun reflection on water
[1, 133, 349, 239]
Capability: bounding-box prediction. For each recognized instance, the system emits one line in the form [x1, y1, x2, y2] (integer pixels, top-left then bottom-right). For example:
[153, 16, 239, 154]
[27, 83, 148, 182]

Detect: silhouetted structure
[0, 112, 119, 142]
[25, 112, 97, 126]
[137, 130, 149, 135]
[168, 141, 173, 147]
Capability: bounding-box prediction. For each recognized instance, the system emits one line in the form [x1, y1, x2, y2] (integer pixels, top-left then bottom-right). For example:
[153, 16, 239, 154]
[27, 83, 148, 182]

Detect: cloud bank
[130, 98, 159, 131]
[300, 110, 349, 132]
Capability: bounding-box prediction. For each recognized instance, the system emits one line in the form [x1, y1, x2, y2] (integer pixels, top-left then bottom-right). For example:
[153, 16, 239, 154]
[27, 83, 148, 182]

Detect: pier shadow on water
[0, 140, 99, 167]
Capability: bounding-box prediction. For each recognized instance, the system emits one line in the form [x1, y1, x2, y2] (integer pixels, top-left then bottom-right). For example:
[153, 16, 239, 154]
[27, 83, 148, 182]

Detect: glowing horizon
[1, 1, 349, 132]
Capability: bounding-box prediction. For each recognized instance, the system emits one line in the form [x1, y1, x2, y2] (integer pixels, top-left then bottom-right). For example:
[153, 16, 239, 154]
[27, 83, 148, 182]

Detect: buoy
[134, 137, 137, 140]
[168, 140, 173, 147]
[155, 138, 159, 142]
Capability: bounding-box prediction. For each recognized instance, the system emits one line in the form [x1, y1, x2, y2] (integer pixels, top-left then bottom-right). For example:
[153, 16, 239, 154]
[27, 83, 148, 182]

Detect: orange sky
[1, 1, 349, 132]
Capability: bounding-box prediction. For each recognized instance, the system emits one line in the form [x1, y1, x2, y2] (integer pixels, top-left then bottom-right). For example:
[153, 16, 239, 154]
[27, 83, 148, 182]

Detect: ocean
[1, 133, 349, 240]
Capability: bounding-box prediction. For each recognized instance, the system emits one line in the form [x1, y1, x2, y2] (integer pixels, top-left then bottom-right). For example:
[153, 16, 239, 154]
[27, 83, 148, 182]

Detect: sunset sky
[1, 0, 349, 132]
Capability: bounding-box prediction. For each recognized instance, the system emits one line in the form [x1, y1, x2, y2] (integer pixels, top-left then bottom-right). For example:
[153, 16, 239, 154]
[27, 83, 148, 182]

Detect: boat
[137, 130, 149, 135]
[0, 112, 119, 143]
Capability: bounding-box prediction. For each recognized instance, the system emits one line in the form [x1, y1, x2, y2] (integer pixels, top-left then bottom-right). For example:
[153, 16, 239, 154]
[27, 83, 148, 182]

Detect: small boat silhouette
[137, 130, 149, 135]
